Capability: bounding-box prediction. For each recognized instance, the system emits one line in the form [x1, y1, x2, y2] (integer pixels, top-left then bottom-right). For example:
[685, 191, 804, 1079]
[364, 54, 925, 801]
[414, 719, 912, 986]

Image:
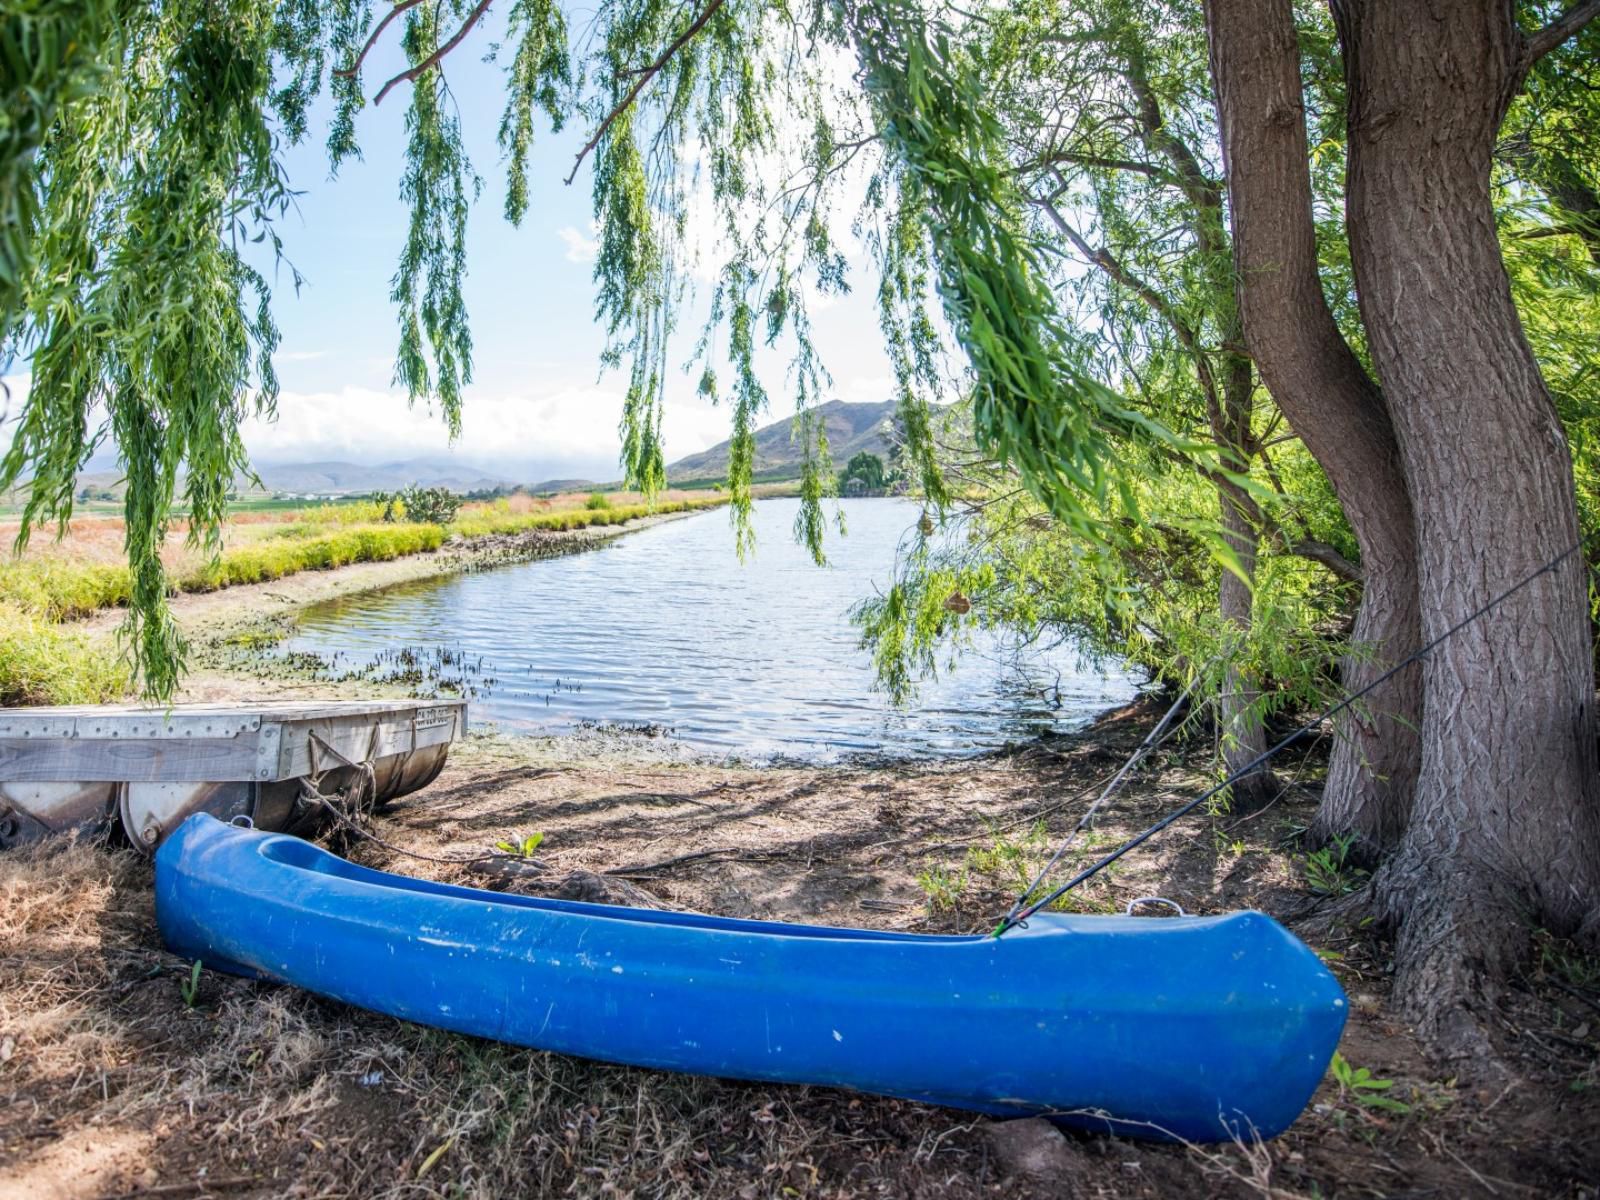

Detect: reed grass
[0, 603, 130, 705]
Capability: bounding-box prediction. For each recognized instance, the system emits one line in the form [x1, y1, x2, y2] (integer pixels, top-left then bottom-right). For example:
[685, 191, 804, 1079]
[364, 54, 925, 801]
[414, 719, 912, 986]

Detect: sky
[1, 9, 898, 485]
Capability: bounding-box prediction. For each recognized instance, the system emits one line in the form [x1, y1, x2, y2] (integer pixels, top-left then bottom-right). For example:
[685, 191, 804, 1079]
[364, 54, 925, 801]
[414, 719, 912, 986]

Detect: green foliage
[0, 0, 123, 337]
[0, 602, 128, 705]
[853, 3, 1200, 541]
[856, 421, 1352, 720]
[179, 522, 448, 590]
[1329, 1052, 1411, 1115]
[300, 498, 392, 527]
[179, 958, 203, 1008]
[965, 820, 1051, 894]
[499, 0, 571, 226]
[391, 3, 478, 435]
[3, 1, 302, 698]
[379, 483, 467, 524]
[1302, 834, 1370, 897]
[915, 862, 968, 911]
[495, 831, 545, 858]
[838, 451, 889, 493]
[851, 1, 1361, 752]
[585, 491, 611, 511]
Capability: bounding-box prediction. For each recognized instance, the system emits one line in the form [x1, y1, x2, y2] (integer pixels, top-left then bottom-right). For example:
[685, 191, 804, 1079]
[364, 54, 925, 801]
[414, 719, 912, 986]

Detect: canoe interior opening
[252, 823, 999, 943]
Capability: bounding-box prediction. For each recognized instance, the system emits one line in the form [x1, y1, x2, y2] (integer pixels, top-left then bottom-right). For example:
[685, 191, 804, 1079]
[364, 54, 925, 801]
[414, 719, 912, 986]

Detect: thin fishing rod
[996, 667, 1206, 932]
[993, 538, 1584, 936]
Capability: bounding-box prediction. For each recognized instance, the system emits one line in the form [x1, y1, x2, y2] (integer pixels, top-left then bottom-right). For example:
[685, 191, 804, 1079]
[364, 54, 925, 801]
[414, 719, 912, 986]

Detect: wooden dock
[0, 700, 466, 851]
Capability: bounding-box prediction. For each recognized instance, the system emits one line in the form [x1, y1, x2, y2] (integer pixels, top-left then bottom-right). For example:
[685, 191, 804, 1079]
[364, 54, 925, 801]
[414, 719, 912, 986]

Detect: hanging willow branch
[563, 0, 726, 185]
[374, 0, 494, 105]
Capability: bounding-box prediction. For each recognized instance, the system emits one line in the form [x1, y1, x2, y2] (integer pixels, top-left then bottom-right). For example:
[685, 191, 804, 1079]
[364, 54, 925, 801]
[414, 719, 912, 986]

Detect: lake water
[283, 498, 1141, 760]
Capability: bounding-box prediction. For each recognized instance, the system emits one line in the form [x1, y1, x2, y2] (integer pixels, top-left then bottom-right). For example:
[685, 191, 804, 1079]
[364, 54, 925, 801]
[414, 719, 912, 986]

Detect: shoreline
[75, 508, 714, 706]
[5, 693, 1595, 1197]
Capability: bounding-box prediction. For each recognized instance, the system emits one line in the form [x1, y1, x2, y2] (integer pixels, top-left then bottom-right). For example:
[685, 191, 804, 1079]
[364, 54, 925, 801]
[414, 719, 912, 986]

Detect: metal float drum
[0, 700, 466, 852]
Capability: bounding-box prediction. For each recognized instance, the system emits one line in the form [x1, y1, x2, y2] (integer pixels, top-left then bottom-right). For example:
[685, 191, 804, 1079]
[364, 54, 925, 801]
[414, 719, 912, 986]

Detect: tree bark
[1203, 0, 1422, 859]
[1118, 42, 1277, 811]
[1333, 0, 1600, 1048]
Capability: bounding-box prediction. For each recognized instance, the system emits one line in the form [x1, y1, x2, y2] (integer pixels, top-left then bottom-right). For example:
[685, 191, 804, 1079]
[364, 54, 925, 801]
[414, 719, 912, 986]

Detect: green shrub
[0, 604, 129, 705]
[585, 491, 610, 511]
[374, 484, 461, 525]
[0, 558, 133, 619]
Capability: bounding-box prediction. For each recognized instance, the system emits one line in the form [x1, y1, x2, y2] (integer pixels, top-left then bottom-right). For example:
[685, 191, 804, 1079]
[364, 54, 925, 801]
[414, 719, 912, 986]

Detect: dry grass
[2, 719, 1597, 1198]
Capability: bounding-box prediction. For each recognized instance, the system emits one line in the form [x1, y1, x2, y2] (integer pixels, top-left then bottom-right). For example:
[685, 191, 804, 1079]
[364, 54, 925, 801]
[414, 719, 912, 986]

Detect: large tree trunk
[1204, 0, 1422, 859]
[1333, 0, 1600, 1048]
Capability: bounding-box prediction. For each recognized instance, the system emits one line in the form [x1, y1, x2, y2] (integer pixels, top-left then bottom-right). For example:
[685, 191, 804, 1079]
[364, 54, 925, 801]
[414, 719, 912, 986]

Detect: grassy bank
[0, 494, 725, 704]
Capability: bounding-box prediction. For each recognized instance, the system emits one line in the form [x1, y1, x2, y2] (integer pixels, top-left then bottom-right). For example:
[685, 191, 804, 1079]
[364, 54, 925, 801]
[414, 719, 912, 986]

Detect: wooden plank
[0, 737, 262, 783]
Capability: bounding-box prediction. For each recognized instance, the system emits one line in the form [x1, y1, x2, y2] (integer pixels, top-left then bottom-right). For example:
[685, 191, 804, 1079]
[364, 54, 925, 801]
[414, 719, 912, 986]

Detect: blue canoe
[154, 814, 1347, 1142]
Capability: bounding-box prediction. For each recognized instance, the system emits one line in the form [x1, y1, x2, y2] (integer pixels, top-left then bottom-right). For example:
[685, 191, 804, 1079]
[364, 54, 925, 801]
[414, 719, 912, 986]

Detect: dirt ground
[3, 702, 1597, 1199]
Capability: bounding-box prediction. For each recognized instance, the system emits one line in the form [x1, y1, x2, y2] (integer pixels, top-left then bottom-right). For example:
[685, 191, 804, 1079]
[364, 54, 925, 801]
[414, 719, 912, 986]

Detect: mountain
[523, 477, 599, 494]
[247, 458, 517, 495]
[58, 402, 902, 502]
[68, 457, 518, 500]
[665, 399, 898, 483]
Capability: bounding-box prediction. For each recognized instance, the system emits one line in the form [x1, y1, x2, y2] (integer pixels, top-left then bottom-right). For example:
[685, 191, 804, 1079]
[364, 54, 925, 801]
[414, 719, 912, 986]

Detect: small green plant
[1537, 930, 1600, 989]
[495, 832, 545, 858]
[1302, 834, 1369, 897]
[916, 863, 968, 911]
[179, 959, 203, 1008]
[965, 820, 1049, 892]
[1329, 1051, 1410, 1113]
[585, 491, 610, 511]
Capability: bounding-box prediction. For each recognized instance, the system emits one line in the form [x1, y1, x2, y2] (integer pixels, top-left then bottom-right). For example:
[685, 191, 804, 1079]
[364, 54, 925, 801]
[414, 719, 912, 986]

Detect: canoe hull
[155, 815, 1347, 1142]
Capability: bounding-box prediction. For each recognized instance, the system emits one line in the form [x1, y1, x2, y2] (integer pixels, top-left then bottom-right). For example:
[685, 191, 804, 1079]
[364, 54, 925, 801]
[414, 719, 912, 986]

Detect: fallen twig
[605, 845, 787, 875]
[92, 1177, 257, 1200]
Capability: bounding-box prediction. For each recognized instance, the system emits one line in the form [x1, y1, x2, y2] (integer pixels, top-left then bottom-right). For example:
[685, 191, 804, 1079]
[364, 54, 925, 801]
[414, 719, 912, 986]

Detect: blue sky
[232, 9, 895, 482]
[1, 8, 899, 484]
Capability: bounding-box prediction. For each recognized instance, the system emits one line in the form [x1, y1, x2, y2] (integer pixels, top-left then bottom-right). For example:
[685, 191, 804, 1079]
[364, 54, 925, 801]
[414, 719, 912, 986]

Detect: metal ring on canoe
[1125, 896, 1186, 917]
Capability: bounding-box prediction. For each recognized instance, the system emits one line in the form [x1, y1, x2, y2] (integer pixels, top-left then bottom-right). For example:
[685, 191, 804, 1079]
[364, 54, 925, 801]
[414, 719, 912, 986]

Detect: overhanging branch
[374, 0, 495, 106]
[564, 0, 726, 185]
[335, 0, 421, 80]
[1526, 0, 1600, 65]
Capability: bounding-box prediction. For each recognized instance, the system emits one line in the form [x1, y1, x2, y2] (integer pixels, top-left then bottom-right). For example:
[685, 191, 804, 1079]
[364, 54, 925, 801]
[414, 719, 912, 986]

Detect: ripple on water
[282, 498, 1141, 761]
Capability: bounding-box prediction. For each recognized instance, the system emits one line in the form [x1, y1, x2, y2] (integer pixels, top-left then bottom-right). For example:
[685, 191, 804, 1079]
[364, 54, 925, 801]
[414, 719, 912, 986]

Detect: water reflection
[284, 498, 1140, 760]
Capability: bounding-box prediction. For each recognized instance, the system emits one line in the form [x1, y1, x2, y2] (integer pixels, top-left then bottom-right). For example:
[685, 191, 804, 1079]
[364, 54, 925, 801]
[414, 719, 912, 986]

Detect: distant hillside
[71, 457, 517, 500]
[666, 399, 897, 483]
[248, 458, 516, 495]
[524, 477, 599, 495]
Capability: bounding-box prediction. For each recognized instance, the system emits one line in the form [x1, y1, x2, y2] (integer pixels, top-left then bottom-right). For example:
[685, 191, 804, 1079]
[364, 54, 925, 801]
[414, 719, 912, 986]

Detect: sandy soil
[4, 517, 1598, 1197]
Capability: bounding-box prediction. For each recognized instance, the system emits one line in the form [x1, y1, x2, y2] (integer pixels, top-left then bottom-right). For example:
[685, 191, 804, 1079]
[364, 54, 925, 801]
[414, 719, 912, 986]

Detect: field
[2, 708, 1596, 1198]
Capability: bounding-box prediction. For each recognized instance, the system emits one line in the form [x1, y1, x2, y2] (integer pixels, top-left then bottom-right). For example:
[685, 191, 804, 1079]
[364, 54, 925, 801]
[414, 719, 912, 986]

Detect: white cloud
[838, 375, 895, 405]
[243, 381, 734, 480]
[556, 223, 600, 264]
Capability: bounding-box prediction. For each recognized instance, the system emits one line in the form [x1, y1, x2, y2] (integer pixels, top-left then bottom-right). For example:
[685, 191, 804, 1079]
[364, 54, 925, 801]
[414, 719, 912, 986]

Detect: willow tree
[861, 0, 1382, 810]
[1206, 0, 1600, 1047]
[4, 0, 1600, 1049]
